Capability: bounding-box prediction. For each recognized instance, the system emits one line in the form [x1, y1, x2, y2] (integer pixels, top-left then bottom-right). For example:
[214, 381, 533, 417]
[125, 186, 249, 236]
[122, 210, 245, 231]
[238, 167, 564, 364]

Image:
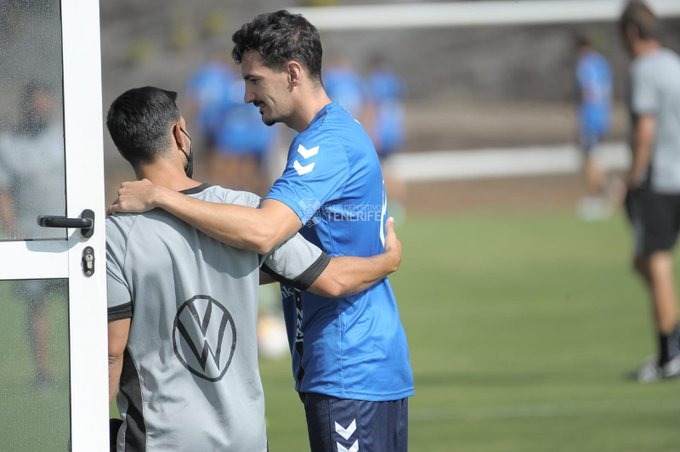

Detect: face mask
[179, 127, 193, 178]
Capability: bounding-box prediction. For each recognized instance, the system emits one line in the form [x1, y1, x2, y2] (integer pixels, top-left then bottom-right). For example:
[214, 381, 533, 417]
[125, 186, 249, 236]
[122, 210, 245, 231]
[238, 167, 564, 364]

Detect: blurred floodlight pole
[289, 0, 680, 30]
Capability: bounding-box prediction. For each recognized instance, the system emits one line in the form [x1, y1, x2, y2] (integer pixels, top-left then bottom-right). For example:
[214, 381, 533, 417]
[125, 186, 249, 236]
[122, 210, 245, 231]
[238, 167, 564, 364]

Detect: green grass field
[260, 208, 680, 451]
[2, 208, 680, 451]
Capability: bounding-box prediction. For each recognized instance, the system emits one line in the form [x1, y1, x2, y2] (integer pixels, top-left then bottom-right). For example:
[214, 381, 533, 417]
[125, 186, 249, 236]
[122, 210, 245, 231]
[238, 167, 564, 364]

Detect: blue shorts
[300, 393, 408, 452]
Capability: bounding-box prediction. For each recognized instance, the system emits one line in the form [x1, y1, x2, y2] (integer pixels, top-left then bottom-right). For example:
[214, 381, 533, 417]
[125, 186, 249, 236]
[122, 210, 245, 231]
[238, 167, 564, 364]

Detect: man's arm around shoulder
[108, 179, 302, 254]
[308, 217, 402, 298]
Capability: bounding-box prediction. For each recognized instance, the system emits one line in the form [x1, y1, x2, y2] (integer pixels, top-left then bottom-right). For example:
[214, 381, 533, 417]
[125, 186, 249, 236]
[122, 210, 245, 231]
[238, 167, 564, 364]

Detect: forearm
[108, 318, 130, 403]
[108, 356, 123, 403]
[318, 254, 396, 297]
[309, 253, 398, 298]
[308, 217, 401, 297]
[155, 189, 293, 253]
[628, 115, 656, 187]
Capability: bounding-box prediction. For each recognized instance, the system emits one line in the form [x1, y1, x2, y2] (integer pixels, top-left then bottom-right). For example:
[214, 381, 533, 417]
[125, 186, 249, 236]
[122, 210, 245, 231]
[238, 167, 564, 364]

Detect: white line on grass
[411, 400, 679, 422]
[390, 142, 629, 182]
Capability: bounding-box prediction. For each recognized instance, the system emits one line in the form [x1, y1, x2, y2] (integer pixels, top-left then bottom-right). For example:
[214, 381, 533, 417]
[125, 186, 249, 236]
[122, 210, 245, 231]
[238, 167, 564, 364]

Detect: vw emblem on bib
[173, 295, 236, 382]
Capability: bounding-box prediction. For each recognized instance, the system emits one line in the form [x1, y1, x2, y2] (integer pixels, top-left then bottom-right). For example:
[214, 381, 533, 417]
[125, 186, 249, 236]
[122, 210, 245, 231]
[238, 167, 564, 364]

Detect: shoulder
[106, 213, 138, 241]
[185, 183, 261, 208]
[294, 118, 347, 157]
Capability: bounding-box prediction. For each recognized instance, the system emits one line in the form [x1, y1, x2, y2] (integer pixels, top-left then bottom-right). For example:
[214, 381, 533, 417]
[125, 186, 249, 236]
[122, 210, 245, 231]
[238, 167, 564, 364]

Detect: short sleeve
[631, 64, 658, 115]
[261, 232, 330, 291]
[266, 135, 350, 225]
[106, 218, 133, 320]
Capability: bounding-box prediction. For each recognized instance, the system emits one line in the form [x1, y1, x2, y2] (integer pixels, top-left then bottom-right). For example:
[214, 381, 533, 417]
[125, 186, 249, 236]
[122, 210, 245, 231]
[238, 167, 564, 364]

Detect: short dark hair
[619, 0, 659, 41]
[106, 86, 180, 167]
[573, 32, 592, 50]
[231, 10, 323, 81]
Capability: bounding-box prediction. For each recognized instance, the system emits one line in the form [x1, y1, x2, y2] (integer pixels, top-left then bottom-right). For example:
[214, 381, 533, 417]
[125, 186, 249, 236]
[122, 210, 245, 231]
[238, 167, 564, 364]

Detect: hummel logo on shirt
[297, 144, 319, 159]
[294, 144, 319, 175]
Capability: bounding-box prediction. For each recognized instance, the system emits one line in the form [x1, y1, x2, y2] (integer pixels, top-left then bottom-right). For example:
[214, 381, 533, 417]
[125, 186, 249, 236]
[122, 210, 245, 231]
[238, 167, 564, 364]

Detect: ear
[625, 23, 639, 43]
[172, 123, 184, 150]
[286, 61, 303, 86]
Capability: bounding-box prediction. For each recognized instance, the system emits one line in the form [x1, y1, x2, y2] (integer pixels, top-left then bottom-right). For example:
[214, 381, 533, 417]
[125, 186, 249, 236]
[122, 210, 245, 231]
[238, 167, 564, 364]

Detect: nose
[243, 87, 255, 104]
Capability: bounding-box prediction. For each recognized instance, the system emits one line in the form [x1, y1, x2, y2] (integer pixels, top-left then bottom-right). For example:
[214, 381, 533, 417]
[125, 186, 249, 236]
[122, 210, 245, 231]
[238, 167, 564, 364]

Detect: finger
[107, 203, 119, 215]
[385, 216, 396, 237]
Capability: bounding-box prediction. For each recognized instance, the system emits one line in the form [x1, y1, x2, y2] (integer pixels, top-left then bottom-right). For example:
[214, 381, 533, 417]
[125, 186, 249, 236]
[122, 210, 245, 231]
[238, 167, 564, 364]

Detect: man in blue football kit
[574, 33, 616, 219]
[109, 10, 413, 452]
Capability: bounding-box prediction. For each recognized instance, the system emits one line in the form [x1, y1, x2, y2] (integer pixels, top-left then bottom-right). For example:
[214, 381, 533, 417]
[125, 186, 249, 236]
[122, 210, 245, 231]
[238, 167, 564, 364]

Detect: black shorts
[625, 187, 680, 257]
[300, 392, 408, 452]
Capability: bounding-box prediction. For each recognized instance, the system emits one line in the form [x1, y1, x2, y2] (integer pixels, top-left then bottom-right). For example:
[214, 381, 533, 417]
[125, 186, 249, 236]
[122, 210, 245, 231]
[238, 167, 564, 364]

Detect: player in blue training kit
[109, 10, 413, 452]
[574, 34, 618, 219]
[576, 43, 611, 156]
[323, 56, 365, 118]
[267, 100, 411, 451]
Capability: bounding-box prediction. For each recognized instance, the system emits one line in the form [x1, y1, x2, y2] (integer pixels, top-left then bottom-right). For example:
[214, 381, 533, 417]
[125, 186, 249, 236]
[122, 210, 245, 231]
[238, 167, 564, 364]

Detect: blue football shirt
[266, 101, 414, 401]
[576, 50, 612, 134]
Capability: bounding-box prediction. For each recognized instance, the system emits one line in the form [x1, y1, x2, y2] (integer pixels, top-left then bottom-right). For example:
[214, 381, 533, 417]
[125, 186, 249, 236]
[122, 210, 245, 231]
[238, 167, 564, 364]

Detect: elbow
[108, 352, 123, 368]
[247, 222, 286, 255]
[250, 234, 280, 255]
[325, 282, 346, 298]
[309, 275, 351, 298]
[324, 277, 354, 298]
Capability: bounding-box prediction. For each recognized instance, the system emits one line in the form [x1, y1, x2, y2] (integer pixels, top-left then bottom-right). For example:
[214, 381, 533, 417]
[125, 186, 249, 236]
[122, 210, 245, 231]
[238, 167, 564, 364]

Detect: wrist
[153, 185, 173, 209]
[383, 248, 399, 273]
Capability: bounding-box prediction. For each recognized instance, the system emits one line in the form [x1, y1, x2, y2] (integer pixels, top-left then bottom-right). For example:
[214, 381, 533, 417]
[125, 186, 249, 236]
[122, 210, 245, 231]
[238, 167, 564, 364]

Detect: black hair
[106, 86, 180, 167]
[231, 10, 323, 81]
[574, 32, 592, 49]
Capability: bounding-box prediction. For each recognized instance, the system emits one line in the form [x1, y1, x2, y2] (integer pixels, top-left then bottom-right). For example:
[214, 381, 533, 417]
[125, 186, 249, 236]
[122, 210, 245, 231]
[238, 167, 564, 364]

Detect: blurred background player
[183, 50, 234, 173]
[322, 54, 365, 119]
[210, 66, 277, 196]
[0, 81, 66, 388]
[573, 32, 618, 220]
[619, 0, 680, 382]
[364, 53, 407, 223]
[186, 54, 276, 195]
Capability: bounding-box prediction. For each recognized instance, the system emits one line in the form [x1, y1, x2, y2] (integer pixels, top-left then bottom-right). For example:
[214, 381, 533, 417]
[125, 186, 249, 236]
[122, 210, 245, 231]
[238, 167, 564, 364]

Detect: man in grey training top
[105, 86, 401, 451]
[620, 0, 680, 382]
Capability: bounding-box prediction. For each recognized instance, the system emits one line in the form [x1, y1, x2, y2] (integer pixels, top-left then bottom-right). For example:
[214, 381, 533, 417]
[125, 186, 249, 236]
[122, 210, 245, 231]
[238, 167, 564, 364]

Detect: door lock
[82, 246, 95, 277]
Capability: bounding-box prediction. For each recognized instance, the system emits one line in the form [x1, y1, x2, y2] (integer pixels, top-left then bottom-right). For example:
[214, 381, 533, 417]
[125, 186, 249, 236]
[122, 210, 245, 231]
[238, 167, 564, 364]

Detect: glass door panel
[0, 0, 66, 242]
[0, 279, 70, 452]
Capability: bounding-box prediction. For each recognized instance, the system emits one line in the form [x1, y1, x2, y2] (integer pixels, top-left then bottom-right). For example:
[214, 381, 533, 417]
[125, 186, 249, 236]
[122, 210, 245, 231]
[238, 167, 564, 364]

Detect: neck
[134, 159, 200, 192]
[634, 39, 661, 57]
[289, 84, 332, 132]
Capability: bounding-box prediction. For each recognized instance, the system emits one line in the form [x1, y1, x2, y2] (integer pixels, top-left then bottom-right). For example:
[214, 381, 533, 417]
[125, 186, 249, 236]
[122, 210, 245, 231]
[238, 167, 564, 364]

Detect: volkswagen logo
[173, 295, 236, 382]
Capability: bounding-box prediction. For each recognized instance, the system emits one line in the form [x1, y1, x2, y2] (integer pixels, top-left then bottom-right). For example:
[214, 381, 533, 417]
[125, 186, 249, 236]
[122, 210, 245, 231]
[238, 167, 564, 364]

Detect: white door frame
[62, 1, 109, 449]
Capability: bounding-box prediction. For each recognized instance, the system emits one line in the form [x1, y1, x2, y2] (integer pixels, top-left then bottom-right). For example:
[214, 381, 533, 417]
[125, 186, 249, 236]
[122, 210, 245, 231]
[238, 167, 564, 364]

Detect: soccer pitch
[1, 208, 679, 450]
[260, 209, 680, 451]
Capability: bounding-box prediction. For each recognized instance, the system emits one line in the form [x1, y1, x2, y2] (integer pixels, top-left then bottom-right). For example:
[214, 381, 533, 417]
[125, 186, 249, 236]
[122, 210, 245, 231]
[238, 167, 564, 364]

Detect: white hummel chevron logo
[293, 160, 315, 176]
[337, 440, 359, 452]
[335, 419, 357, 440]
[297, 144, 319, 159]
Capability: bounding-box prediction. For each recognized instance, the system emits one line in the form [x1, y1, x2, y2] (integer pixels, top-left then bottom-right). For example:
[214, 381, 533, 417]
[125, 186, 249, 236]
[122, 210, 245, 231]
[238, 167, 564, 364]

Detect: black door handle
[37, 209, 95, 238]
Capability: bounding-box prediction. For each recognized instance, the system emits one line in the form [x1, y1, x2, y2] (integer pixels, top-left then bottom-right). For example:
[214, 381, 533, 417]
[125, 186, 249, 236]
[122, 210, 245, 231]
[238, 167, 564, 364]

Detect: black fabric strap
[108, 301, 133, 321]
[261, 252, 331, 291]
[294, 289, 306, 385]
